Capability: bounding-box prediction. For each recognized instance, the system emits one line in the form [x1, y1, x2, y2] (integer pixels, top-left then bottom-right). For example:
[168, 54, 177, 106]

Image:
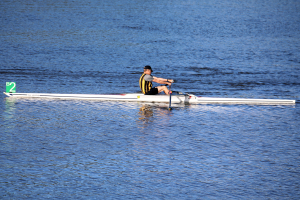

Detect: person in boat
[139, 65, 174, 95]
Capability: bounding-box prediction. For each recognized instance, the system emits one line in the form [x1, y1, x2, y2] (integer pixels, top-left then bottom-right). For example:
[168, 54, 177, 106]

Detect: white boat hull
[3, 92, 296, 105]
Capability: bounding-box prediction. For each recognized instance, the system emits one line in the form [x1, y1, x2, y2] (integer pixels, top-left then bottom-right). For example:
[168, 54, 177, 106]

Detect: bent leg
[156, 86, 169, 95]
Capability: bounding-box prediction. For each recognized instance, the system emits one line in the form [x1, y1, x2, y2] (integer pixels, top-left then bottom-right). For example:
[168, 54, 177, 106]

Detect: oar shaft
[169, 85, 172, 110]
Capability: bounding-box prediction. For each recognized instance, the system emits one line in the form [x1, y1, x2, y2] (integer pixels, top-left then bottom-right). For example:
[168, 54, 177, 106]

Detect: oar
[168, 84, 172, 110]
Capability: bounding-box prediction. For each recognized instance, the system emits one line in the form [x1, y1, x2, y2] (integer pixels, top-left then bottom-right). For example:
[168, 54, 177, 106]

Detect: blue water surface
[1, 0, 300, 199]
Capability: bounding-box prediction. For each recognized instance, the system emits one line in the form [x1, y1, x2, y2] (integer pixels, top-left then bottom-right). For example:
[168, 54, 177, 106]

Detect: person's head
[144, 65, 153, 74]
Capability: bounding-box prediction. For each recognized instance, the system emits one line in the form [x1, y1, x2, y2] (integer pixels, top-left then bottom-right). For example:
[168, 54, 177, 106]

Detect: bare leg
[156, 86, 169, 95]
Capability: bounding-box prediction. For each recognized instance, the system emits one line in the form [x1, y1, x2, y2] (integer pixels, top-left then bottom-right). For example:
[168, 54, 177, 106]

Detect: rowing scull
[3, 92, 296, 105]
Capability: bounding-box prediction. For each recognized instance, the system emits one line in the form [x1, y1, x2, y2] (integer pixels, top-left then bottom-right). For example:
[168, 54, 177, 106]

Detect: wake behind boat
[3, 92, 296, 105]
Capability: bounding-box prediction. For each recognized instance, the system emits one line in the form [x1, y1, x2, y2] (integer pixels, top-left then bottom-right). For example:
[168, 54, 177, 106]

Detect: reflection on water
[138, 104, 154, 124]
[4, 98, 17, 116]
[137, 104, 175, 131]
[3, 98, 17, 128]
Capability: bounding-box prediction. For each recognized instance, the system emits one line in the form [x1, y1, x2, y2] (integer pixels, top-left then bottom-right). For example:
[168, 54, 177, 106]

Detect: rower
[139, 65, 174, 95]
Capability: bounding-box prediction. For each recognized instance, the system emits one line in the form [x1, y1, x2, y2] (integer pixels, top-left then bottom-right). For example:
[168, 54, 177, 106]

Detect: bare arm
[153, 77, 174, 85]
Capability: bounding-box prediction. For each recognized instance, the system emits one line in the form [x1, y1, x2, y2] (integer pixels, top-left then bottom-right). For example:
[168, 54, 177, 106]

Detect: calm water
[1, 0, 300, 199]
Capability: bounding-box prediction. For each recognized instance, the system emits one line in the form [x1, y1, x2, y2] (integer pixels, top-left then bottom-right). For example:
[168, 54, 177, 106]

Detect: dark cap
[144, 65, 153, 72]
